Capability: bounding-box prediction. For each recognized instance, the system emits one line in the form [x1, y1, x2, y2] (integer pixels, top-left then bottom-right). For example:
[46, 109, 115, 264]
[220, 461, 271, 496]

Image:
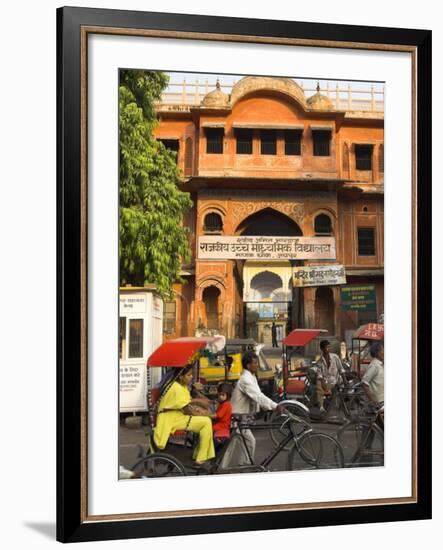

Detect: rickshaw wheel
[131, 452, 186, 478]
[288, 432, 345, 469]
[337, 420, 384, 467]
[269, 402, 308, 450]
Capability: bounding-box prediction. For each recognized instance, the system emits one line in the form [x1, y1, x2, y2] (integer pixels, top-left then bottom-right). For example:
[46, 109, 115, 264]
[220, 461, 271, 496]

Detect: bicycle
[321, 378, 368, 423]
[336, 403, 384, 467]
[270, 378, 367, 450]
[131, 408, 345, 477]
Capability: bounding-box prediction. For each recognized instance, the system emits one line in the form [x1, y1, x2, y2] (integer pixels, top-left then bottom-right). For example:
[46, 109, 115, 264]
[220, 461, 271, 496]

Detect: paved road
[119, 414, 356, 474]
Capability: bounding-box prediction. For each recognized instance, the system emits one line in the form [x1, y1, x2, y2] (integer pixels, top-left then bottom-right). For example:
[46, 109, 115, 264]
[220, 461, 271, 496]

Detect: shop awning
[283, 329, 327, 347]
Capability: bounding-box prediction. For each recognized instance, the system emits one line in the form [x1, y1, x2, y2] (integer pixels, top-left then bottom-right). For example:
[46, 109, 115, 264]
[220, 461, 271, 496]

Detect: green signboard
[341, 285, 376, 311]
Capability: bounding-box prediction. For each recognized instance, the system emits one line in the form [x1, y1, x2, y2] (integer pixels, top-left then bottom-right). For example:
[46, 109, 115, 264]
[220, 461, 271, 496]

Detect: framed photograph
[57, 6, 431, 543]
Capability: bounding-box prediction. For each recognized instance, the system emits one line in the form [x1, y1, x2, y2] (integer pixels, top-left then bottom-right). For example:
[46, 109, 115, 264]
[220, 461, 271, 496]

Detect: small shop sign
[292, 264, 346, 287]
[341, 285, 376, 311]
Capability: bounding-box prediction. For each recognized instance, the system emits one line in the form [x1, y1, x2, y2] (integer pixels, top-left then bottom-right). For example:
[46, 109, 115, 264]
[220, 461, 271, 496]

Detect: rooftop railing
[157, 80, 384, 114]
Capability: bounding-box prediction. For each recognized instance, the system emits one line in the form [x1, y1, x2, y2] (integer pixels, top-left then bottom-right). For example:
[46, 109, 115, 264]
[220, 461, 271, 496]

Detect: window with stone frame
[260, 130, 277, 155]
[355, 144, 373, 171]
[205, 128, 224, 154]
[357, 227, 376, 256]
[235, 129, 253, 154]
[284, 130, 302, 156]
[203, 212, 223, 233]
[313, 130, 331, 156]
[158, 139, 179, 163]
[314, 213, 333, 236]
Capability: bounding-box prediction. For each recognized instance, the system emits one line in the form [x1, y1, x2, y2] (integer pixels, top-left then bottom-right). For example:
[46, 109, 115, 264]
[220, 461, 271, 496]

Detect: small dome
[307, 83, 334, 111]
[201, 79, 229, 108]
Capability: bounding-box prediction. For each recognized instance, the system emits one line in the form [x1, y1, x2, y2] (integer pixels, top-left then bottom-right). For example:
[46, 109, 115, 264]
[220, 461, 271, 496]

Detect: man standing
[221, 351, 283, 466]
[362, 342, 384, 404]
[315, 340, 344, 414]
[271, 322, 278, 348]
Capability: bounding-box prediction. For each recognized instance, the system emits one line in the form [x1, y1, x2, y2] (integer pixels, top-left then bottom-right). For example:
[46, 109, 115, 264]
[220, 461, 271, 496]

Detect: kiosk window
[129, 319, 144, 358]
[119, 317, 127, 359]
[163, 301, 176, 334]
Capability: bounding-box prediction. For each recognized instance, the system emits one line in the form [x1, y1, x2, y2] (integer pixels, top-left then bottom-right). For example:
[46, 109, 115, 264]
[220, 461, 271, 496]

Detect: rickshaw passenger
[212, 383, 233, 446]
[153, 366, 215, 465]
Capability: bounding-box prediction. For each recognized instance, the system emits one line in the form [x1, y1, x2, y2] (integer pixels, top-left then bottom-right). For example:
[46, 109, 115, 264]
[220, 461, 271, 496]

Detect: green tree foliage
[119, 70, 192, 297]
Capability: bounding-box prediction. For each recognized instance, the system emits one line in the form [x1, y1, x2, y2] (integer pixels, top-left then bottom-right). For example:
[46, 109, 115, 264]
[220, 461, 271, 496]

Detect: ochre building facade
[154, 77, 384, 346]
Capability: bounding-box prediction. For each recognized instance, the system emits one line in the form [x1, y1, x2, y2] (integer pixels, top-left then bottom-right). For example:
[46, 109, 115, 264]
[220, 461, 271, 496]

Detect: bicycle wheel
[337, 421, 384, 467]
[339, 393, 365, 420]
[269, 402, 308, 450]
[287, 432, 344, 470]
[131, 452, 186, 478]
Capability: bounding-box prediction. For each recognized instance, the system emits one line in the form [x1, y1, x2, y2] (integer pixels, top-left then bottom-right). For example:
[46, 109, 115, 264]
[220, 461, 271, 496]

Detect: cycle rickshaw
[129, 337, 344, 478]
[350, 323, 384, 375]
[274, 329, 366, 425]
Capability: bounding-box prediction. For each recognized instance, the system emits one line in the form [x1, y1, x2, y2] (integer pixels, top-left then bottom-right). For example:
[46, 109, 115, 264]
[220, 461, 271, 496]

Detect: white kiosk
[119, 286, 163, 414]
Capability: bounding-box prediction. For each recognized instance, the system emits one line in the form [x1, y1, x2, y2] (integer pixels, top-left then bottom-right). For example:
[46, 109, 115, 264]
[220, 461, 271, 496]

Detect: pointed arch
[235, 207, 303, 236]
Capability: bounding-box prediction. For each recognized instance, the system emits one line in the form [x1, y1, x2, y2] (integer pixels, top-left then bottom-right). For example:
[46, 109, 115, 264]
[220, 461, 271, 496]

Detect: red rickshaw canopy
[147, 337, 221, 368]
[282, 329, 327, 347]
[353, 323, 384, 341]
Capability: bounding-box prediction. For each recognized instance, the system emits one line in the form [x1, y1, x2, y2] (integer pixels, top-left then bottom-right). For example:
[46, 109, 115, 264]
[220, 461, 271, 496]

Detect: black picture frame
[57, 6, 432, 543]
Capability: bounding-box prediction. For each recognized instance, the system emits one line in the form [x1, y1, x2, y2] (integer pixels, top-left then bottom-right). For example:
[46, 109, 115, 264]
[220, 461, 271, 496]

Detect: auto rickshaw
[198, 337, 274, 397]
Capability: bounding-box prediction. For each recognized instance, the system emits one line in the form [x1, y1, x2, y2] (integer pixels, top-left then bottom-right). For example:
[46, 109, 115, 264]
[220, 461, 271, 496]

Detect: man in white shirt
[220, 351, 283, 467]
[315, 340, 344, 414]
[362, 342, 384, 404]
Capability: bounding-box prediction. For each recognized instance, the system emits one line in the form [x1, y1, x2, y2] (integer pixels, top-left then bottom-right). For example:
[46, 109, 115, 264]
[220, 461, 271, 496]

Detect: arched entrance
[250, 271, 283, 300]
[315, 286, 334, 335]
[202, 285, 221, 330]
[236, 207, 303, 236]
[237, 208, 303, 343]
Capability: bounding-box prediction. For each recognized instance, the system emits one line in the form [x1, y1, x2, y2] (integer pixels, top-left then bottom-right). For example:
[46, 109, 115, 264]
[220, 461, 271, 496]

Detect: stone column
[303, 287, 316, 328]
[303, 287, 319, 357]
[373, 144, 380, 184]
[332, 286, 341, 339]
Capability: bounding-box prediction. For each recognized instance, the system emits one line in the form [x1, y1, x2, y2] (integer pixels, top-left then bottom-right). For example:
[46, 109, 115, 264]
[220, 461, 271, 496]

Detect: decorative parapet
[156, 77, 384, 118]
